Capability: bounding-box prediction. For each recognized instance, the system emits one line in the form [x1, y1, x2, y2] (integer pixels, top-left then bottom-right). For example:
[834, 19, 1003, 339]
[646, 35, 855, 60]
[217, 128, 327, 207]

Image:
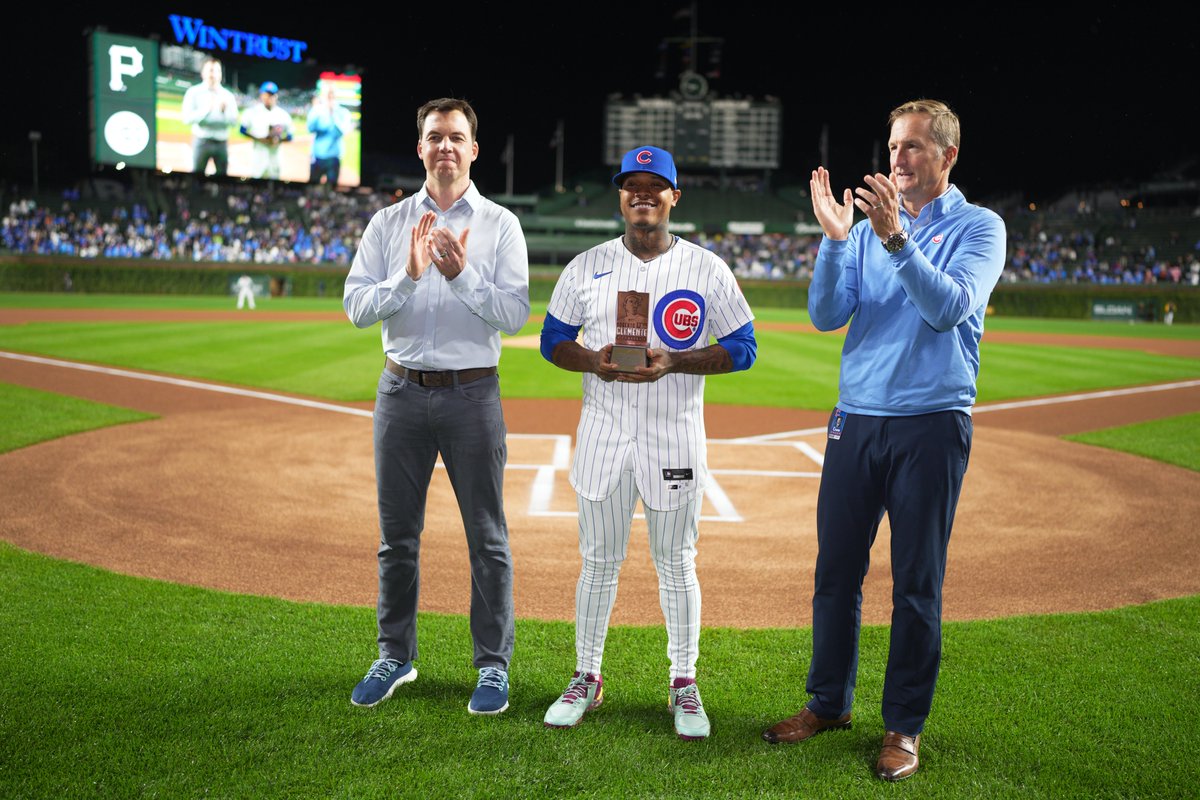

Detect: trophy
[612, 290, 650, 372]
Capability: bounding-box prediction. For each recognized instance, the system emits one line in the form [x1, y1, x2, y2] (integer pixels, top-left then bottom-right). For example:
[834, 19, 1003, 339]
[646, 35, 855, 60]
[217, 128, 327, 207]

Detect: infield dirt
[2, 312, 1198, 628]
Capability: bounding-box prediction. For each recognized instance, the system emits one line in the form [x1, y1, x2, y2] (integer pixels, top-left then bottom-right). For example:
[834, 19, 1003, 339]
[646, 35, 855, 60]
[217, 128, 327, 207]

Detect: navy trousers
[806, 409, 972, 735]
[372, 368, 515, 670]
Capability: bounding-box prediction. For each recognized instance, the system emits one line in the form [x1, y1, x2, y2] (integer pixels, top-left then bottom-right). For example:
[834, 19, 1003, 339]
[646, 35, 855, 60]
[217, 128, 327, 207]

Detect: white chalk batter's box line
[6, 351, 1198, 524]
[479, 434, 826, 524]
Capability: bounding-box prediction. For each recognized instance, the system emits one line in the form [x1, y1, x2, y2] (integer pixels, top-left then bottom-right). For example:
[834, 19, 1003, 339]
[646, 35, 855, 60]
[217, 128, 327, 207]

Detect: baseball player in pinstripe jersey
[538, 146, 757, 740]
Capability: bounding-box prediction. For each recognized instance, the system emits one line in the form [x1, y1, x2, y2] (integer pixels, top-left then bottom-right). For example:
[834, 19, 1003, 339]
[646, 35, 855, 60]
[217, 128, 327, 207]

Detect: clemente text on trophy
[612, 290, 650, 372]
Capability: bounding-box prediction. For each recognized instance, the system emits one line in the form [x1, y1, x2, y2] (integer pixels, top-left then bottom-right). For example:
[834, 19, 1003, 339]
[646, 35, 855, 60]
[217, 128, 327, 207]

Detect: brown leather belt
[385, 359, 497, 387]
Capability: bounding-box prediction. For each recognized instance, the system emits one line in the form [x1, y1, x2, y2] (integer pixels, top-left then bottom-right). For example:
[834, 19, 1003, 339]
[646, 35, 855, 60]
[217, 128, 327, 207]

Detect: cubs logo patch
[636, 149, 654, 164]
[932, 234, 944, 244]
[653, 290, 706, 349]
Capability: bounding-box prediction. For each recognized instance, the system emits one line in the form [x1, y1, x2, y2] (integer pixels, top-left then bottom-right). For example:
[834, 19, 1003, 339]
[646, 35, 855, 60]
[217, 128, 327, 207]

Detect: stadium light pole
[503, 134, 514, 196]
[29, 131, 41, 196]
[552, 119, 565, 193]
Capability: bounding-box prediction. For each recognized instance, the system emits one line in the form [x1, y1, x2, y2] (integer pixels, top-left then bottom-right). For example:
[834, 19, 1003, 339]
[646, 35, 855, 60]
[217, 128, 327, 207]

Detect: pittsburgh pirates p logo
[108, 44, 144, 92]
[653, 290, 706, 349]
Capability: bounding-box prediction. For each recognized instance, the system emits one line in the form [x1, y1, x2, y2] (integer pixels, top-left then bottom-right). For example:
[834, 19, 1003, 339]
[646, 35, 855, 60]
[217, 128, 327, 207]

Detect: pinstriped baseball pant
[575, 470, 702, 680]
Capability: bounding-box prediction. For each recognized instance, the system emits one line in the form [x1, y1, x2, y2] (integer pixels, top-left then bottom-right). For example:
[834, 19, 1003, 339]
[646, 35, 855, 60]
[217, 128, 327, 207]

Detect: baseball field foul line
[0, 351, 752, 522]
[9, 351, 1194, 525]
[970, 380, 1200, 412]
[0, 351, 376, 418]
[725, 379, 1200, 444]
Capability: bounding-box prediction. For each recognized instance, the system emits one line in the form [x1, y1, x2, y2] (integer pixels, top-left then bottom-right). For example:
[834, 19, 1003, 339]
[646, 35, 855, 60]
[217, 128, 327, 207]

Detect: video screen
[155, 44, 362, 185]
[91, 31, 361, 186]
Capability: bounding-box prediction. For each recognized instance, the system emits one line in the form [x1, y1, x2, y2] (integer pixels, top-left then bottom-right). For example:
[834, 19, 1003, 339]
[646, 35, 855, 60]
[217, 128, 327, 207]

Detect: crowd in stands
[2, 182, 395, 266]
[690, 228, 1200, 286]
[1005, 220, 1200, 286]
[691, 232, 820, 280]
[3, 182, 1199, 286]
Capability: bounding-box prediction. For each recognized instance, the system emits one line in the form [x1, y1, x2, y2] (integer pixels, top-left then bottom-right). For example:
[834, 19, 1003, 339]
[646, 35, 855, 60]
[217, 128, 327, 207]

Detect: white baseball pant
[574, 469, 702, 680]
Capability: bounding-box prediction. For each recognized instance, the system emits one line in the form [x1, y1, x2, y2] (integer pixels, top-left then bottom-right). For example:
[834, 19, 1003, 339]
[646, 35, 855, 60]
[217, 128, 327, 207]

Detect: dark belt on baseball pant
[385, 360, 497, 387]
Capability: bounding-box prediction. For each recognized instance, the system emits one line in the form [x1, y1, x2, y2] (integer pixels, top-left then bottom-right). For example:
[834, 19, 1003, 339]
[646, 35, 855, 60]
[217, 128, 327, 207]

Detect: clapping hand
[428, 226, 470, 280]
[405, 211, 437, 280]
[809, 166, 854, 241]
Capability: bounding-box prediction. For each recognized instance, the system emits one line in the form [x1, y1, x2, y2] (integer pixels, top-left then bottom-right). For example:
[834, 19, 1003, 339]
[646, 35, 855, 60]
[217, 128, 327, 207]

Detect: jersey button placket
[423, 262, 440, 358]
[628, 386, 640, 443]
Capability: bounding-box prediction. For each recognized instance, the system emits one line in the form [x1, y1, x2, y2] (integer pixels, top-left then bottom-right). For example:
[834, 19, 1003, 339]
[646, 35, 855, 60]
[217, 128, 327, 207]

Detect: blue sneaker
[468, 666, 510, 715]
[350, 658, 416, 707]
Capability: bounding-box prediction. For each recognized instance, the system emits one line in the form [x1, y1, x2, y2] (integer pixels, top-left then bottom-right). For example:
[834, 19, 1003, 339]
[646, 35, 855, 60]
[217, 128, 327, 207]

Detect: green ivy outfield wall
[2, 255, 1196, 321]
[0, 256, 346, 299]
[982, 282, 1197, 323]
[700, 279, 1196, 321]
[2, 256, 813, 307]
[582, 279, 1196, 320]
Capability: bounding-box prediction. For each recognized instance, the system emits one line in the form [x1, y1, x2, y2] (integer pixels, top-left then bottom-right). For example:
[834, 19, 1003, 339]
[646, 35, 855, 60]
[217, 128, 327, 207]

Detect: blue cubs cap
[260, 81, 279, 95]
[613, 145, 677, 189]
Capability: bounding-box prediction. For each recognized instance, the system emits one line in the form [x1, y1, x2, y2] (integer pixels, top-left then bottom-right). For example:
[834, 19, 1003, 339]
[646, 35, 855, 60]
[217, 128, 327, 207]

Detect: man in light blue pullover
[762, 99, 1006, 782]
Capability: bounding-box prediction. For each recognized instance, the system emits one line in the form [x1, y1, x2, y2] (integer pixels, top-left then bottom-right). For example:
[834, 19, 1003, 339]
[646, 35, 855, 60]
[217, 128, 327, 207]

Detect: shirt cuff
[540, 312, 581, 363]
[887, 238, 914, 267]
[446, 261, 482, 294]
[376, 270, 418, 317]
[390, 270, 419, 297]
[819, 237, 848, 255]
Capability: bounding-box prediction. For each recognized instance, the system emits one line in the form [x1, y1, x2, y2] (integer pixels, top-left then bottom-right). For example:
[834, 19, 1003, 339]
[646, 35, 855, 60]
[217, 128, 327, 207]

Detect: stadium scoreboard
[604, 96, 782, 170]
[88, 15, 363, 186]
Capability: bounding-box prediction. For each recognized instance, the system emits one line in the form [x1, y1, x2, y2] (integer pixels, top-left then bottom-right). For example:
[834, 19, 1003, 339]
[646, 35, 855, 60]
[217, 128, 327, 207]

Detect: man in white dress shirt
[343, 97, 530, 716]
[181, 57, 238, 176]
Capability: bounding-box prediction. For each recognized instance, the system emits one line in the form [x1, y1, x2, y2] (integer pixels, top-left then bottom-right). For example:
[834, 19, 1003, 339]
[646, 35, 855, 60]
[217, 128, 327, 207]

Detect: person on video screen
[181, 57, 238, 177]
[307, 83, 353, 185]
[240, 81, 294, 179]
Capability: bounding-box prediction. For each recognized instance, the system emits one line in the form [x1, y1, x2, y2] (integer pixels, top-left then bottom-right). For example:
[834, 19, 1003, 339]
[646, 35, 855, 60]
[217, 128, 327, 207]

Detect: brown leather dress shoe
[761, 707, 852, 744]
[875, 731, 920, 781]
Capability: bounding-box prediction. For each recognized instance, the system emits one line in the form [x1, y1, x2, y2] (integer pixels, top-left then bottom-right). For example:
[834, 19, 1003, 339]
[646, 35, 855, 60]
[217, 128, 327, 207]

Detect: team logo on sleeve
[653, 290, 706, 349]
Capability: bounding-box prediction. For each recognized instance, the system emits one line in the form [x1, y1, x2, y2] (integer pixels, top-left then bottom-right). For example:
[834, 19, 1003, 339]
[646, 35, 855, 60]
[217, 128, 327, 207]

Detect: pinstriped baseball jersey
[546, 236, 755, 510]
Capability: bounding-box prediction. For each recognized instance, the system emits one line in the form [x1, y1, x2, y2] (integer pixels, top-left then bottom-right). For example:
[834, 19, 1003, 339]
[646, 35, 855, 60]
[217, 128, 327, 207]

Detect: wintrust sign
[168, 15, 309, 62]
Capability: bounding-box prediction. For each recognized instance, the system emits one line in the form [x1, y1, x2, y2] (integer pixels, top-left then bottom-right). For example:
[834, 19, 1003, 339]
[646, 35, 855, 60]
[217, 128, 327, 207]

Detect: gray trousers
[192, 137, 228, 176]
[372, 368, 514, 669]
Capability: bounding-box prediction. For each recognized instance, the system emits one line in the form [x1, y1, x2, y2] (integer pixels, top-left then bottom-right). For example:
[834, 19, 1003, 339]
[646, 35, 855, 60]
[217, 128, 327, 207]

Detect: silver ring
[437, 250, 448, 259]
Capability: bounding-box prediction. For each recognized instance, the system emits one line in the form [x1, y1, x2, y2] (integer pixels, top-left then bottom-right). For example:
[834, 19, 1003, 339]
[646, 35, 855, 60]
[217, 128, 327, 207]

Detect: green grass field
[3, 292, 1199, 797]
[0, 292, 345, 311]
[2, 543, 1197, 799]
[0, 382, 155, 454]
[2, 293, 1198, 407]
[1067, 412, 1200, 471]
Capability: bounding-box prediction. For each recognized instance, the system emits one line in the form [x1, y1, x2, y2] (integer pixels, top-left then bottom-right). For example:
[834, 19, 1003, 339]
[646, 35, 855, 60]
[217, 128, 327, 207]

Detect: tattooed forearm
[552, 341, 595, 373]
[672, 345, 733, 375]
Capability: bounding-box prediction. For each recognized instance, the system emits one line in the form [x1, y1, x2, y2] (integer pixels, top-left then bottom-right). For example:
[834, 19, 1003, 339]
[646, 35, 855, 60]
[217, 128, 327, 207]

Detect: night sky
[3, 2, 1193, 203]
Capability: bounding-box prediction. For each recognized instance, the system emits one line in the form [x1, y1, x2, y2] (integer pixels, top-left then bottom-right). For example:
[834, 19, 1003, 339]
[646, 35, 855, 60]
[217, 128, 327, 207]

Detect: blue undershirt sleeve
[716, 320, 757, 372]
[540, 312, 581, 364]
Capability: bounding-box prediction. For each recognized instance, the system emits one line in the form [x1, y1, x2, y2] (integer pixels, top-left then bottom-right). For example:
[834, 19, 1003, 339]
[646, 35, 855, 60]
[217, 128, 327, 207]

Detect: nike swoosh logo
[592, 271, 613, 279]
